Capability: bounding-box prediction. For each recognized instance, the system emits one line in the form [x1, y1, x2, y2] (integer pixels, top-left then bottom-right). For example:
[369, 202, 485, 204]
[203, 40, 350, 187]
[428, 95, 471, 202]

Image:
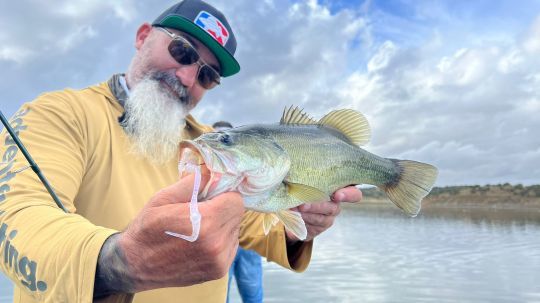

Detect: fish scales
[178, 106, 438, 240]
[259, 124, 400, 196]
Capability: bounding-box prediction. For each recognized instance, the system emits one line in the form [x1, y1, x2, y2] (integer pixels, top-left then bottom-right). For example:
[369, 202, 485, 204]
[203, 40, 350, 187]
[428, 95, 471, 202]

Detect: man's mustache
[152, 72, 191, 106]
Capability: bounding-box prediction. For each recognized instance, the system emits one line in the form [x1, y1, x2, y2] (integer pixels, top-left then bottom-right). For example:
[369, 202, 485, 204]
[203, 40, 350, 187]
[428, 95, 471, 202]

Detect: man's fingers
[199, 191, 244, 222]
[332, 186, 362, 203]
[286, 187, 357, 243]
[150, 173, 211, 207]
[154, 204, 194, 236]
[301, 212, 334, 228]
[298, 201, 341, 216]
[225, 231, 240, 266]
[158, 191, 244, 233]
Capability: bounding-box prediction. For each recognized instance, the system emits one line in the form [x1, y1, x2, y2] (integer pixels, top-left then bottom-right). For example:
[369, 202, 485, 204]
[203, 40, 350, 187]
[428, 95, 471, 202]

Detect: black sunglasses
[156, 27, 221, 90]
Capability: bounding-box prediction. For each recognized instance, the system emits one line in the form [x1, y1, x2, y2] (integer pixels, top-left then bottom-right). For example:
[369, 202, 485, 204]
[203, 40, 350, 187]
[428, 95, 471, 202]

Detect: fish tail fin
[381, 160, 438, 217]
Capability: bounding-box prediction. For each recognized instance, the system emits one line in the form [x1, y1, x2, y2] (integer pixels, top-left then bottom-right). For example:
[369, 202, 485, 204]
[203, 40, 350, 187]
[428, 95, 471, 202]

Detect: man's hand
[286, 186, 362, 243]
[94, 173, 244, 297]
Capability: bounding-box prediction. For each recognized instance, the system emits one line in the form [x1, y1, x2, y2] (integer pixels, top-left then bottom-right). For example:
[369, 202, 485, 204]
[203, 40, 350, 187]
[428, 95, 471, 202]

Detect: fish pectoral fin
[285, 181, 330, 203]
[275, 210, 307, 241]
[262, 213, 280, 235]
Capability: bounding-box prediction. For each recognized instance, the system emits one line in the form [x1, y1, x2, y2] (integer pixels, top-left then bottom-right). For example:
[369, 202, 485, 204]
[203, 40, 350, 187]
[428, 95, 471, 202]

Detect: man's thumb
[150, 172, 210, 207]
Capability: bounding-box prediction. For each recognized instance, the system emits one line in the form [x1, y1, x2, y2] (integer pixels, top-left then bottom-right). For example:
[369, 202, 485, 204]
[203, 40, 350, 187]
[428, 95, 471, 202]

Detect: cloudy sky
[0, 0, 539, 186]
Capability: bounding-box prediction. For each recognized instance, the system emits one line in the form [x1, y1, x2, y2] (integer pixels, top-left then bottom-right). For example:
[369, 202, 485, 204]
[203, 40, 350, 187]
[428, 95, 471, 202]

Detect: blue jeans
[226, 247, 263, 303]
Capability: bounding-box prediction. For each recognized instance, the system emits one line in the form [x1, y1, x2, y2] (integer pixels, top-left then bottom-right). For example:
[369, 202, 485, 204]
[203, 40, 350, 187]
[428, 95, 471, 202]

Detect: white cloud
[523, 15, 540, 53]
[56, 0, 137, 23]
[0, 1, 137, 64]
[497, 49, 524, 74]
[58, 26, 98, 52]
[1, 0, 539, 186]
[367, 41, 397, 72]
[330, 10, 540, 185]
[436, 48, 488, 86]
[0, 46, 34, 63]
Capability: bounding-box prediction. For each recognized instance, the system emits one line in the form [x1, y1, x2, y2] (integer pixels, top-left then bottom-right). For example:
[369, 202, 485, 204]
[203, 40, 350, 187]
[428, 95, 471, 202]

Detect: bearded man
[0, 1, 361, 302]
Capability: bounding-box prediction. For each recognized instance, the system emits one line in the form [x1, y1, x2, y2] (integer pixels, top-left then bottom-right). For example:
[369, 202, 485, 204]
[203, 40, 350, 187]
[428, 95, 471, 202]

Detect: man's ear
[135, 23, 153, 50]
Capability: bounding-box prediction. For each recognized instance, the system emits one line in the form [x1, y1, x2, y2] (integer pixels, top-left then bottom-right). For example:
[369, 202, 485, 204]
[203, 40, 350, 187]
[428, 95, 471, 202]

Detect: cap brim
[158, 16, 240, 77]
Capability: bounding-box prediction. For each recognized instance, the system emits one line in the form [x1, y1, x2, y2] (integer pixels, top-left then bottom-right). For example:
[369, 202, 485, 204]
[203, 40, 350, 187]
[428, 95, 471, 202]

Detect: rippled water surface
[2, 205, 540, 303]
[233, 205, 540, 303]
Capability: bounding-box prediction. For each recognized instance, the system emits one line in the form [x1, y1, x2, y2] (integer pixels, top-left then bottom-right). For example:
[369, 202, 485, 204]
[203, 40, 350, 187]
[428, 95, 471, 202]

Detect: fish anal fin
[262, 213, 280, 235]
[280, 106, 318, 125]
[275, 210, 307, 241]
[285, 181, 330, 203]
[318, 109, 371, 146]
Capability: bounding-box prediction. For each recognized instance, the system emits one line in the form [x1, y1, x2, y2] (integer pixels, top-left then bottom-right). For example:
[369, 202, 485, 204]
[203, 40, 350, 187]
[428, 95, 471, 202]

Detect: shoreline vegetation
[357, 184, 540, 209]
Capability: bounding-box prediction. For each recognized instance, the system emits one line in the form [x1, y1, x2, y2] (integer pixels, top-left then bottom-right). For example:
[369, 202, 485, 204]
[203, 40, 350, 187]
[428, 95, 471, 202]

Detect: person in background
[213, 121, 264, 303]
[212, 120, 234, 131]
[0, 1, 362, 302]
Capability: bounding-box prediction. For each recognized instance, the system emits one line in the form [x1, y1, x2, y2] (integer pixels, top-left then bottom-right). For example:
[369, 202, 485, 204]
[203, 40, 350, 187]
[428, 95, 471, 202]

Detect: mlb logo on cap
[195, 11, 230, 46]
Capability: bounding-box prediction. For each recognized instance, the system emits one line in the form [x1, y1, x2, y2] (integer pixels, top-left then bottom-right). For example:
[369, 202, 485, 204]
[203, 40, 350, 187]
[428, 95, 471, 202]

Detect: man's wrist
[285, 228, 306, 266]
[285, 230, 299, 245]
[93, 233, 136, 299]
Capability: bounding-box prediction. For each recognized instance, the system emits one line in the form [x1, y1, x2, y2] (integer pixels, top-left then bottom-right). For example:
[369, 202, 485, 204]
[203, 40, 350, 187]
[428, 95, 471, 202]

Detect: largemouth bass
[177, 106, 438, 241]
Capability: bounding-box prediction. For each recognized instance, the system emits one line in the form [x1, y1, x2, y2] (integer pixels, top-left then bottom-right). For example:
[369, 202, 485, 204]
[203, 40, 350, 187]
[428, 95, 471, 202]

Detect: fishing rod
[0, 110, 69, 213]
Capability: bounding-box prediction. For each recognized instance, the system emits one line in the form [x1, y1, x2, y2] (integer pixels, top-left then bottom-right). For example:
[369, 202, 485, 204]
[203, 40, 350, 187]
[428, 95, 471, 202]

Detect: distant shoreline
[358, 184, 540, 208]
[357, 199, 540, 210]
[342, 201, 540, 222]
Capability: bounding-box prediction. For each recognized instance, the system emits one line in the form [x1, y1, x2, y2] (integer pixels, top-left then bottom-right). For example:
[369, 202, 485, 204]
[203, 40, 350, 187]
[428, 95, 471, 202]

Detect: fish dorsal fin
[318, 109, 371, 146]
[285, 181, 330, 203]
[280, 106, 318, 125]
[275, 210, 307, 240]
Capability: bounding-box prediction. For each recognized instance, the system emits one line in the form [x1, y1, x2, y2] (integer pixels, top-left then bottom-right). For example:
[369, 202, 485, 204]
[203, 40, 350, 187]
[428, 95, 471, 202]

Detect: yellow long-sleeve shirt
[0, 80, 312, 302]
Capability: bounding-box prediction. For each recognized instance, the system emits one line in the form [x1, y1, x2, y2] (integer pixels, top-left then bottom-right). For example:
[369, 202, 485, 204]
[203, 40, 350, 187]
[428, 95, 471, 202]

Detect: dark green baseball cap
[152, 0, 240, 77]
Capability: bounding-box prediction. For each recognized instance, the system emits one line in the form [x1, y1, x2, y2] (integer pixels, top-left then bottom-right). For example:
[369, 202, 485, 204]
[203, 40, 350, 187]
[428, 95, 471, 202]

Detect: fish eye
[219, 133, 233, 146]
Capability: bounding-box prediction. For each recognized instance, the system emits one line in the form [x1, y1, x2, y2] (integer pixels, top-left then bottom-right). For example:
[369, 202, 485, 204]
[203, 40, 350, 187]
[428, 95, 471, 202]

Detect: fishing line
[0, 110, 69, 213]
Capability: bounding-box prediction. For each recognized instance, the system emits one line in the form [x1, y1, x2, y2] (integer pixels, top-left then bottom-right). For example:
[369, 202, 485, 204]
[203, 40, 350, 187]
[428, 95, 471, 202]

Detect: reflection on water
[238, 205, 540, 303]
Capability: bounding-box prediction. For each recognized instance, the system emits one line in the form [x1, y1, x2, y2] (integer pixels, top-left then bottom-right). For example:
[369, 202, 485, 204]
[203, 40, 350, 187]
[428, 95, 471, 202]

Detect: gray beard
[121, 72, 191, 164]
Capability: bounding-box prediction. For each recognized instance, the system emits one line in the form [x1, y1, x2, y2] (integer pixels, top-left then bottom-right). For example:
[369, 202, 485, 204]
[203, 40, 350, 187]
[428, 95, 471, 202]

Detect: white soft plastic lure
[164, 161, 202, 242]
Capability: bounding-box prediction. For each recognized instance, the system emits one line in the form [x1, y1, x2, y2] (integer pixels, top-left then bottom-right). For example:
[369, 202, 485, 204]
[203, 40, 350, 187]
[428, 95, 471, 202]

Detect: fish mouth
[178, 141, 206, 167]
[178, 140, 236, 199]
[179, 140, 239, 175]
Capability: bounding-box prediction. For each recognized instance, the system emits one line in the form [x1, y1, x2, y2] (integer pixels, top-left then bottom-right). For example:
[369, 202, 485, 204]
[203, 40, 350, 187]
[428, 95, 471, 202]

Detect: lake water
[230, 205, 540, 303]
[2, 205, 540, 303]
